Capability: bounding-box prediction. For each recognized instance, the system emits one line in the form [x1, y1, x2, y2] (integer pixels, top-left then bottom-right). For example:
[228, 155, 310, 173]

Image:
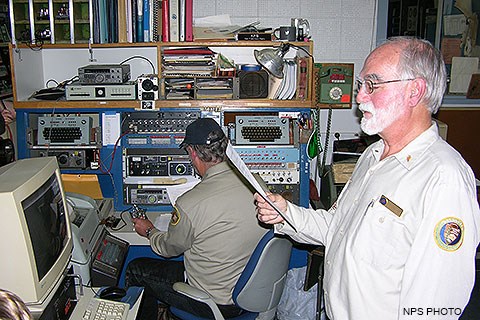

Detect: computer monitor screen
[0, 157, 73, 310]
[23, 172, 68, 282]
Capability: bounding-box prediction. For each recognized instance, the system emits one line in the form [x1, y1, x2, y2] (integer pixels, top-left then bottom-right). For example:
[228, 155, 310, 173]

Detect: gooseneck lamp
[254, 43, 291, 79]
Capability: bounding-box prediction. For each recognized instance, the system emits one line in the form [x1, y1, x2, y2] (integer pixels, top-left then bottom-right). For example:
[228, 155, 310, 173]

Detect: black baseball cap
[179, 118, 225, 148]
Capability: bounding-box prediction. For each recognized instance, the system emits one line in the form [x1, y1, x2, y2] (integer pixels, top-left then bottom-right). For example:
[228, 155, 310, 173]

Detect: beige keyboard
[70, 297, 129, 320]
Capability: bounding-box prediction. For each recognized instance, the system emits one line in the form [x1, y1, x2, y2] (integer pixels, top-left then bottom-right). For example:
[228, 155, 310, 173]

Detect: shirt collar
[203, 161, 230, 179]
[369, 123, 440, 170]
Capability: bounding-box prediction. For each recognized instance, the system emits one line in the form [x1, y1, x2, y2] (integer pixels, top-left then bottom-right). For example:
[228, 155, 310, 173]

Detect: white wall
[193, 0, 380, 167]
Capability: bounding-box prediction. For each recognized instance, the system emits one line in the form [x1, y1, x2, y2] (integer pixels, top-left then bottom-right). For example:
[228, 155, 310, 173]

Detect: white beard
[359, 101, 403, 135]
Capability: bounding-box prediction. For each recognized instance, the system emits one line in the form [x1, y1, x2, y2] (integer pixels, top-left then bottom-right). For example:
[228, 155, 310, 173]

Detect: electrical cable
[320, 108, 332, 176]
[119, 55, 156, 74]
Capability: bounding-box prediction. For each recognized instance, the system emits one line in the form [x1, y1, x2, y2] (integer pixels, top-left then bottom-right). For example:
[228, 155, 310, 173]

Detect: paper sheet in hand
[226, 144, 296, 231]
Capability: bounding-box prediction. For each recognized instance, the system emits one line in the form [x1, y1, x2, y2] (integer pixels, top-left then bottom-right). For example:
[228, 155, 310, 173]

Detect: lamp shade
[254, 43, 290, 78]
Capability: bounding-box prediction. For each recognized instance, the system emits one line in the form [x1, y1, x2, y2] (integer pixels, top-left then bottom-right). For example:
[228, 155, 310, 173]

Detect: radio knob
[57, 153, 69, 165]
[142, 79, 155, 91]
[175, 164, 186, 174]
[147, 195, 157, 204]
[95, 74, 105, 83]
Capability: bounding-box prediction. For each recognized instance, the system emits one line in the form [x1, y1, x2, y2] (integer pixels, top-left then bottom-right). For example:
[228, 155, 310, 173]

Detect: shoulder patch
[434, 217, 464, 252]
[170, 207, 181, 226]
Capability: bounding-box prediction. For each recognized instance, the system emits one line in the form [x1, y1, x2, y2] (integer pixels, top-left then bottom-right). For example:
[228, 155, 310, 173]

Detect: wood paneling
[436, 109, 480, 179]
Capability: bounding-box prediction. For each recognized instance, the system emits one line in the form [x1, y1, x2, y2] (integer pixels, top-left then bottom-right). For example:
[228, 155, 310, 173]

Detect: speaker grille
[238, 70, 269, 99]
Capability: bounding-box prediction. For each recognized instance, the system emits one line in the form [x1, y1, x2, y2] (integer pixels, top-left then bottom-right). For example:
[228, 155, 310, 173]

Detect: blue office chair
[170, 229, 293, 320]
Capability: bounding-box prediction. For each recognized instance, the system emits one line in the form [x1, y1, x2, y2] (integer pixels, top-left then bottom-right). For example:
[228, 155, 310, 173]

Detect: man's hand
[132, 217, 155, 238]
[1, 108, 15, 125]
[254, 192, 287, 225]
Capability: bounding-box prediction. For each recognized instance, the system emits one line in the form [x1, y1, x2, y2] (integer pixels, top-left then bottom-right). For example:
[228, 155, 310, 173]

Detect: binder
[143, 0, 150, 41]
[108, 0, 118, 43]
[169, 0, 179, 42]
[179, 0, 185, 41]
[184, 0, 193, 41]
[99, 0, 108, 43]
[125, 0, 133, 42]
[151, 0, 161, 41]
[131, 0, 137, 42]
[149, 0, 155, 41]
[92, 0, 101, 43]
[117, 0, 127, 42]
[136, 0, 144, 42]
[161, 0, 169, 42]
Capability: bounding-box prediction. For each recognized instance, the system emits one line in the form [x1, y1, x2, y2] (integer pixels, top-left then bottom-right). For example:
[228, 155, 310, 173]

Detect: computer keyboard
[71, 297, 129, 320]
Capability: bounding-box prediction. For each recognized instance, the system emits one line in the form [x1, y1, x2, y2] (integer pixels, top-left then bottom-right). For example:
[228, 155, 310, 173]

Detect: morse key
[129, 204, 147, 219]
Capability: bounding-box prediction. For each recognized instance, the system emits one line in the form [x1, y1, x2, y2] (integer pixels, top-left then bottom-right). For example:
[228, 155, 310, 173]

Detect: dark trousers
[124, 258, 243, 319]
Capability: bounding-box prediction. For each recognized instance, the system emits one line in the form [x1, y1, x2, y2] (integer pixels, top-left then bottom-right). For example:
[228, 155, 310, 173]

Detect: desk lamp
[254, 43, 314, 79]
[254, 43, 291, 78]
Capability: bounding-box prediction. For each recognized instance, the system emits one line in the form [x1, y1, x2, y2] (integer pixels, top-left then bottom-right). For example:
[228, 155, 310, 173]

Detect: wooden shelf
[11, 41, 316, 109]
[13, 98, 314, 110]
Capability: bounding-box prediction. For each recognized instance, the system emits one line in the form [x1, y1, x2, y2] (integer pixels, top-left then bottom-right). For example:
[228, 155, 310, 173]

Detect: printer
[66, 193, 129, 287]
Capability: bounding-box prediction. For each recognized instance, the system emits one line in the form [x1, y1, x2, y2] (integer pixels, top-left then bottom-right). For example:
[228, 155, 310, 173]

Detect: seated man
[126, 118, 268, 319]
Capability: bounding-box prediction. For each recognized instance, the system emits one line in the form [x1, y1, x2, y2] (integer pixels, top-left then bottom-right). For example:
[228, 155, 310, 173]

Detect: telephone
[315, 63, 354, 108]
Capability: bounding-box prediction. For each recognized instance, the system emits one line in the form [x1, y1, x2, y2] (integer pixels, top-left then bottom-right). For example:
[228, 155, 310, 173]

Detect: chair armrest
[172, 282, 225, 320]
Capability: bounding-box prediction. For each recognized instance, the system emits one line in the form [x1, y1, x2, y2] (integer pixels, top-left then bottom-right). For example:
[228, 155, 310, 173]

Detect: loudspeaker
[238, 70, 269, 99]
[137, 74, 159, 100]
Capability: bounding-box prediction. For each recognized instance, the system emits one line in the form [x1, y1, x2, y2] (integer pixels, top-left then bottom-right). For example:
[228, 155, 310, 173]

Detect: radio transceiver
[78, 64, 131, 84]
[66, 81, 137, 100]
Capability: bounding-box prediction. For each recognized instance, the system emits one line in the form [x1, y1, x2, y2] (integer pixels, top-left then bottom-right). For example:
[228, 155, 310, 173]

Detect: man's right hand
[254, 193, 287, 225]
[132, 218, 155, 238]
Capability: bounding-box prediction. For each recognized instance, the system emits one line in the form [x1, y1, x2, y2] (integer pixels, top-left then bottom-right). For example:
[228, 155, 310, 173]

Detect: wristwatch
[145, 227, 153, 239]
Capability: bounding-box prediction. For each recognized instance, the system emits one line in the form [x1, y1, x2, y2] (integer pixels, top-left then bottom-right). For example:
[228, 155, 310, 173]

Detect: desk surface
[109, 211, 170, 245]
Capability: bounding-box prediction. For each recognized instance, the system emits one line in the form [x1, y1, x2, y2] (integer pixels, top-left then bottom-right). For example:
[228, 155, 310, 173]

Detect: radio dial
[57, 153, 69, 165]
[175, 164, 186, 174]
[147, 195, 157, 204]
[95, 74, 105, 83]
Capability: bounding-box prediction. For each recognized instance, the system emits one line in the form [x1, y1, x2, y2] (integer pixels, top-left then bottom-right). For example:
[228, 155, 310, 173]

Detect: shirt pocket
[350, 198, 410, 269]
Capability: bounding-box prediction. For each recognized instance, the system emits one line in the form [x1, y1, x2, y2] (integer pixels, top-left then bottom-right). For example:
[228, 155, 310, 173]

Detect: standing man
[255, 37, 480, 319]
[126, 118, 268, 319]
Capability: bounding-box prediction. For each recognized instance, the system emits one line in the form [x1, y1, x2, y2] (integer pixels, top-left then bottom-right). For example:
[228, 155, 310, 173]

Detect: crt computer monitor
[0, 157, 73, 313]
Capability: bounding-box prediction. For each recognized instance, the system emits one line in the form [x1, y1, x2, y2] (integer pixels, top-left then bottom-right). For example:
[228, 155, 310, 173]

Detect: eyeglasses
[356, 78, 415, 95]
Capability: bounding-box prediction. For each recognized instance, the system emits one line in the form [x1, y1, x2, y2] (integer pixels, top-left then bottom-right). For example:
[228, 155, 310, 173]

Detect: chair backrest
[233, 229, 293, 313]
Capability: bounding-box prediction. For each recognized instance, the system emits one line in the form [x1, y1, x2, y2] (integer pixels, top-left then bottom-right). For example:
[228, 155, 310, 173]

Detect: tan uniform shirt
[149, 161, 268, 305]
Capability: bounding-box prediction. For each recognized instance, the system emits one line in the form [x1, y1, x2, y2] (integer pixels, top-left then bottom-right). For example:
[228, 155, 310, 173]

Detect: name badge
[379, 195, 403, 217]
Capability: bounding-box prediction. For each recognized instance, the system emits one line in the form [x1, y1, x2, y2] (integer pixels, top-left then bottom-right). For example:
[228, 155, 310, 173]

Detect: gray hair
[381, 36, 447, 114]
[0, 289, 33, 320]
[184, 130, 228, 163]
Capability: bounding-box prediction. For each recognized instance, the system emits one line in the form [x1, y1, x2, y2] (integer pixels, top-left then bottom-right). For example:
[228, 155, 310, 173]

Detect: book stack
[162, 47, 216, 77]
[109, 0, 192, 43]
[162, 47, 217, 99]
